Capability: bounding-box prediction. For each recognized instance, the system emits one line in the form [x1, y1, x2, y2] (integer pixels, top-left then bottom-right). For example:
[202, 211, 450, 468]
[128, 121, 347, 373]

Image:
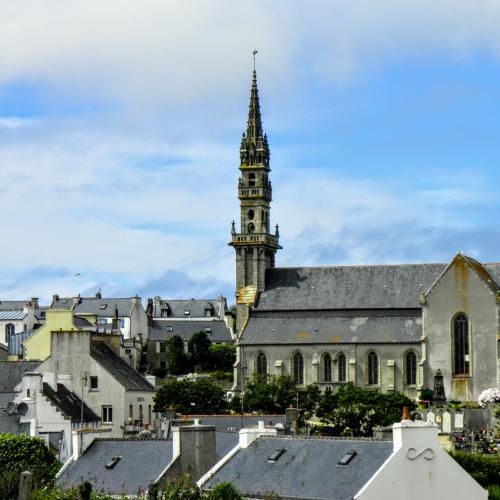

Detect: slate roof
[149, 320, 233, 343]
[188, 415, 286, 432]
[241, 314, 422, 345]
[0, 412, 29, 434]
[204, 436, 393, 500]
[89, 342, 154, 392]
[43, 383, 100, 423]
[57, 438, 173, 495]
[73, 316, 95, 329]
[52, 297, 139, 317]
[0, 301, 29, 312]
[0, 361, 42, 393]
[257, 264, 447, 311]
[153, 298, 223, 318]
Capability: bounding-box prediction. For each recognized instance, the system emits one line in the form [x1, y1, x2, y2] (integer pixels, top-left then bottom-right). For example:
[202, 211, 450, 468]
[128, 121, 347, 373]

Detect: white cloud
[0, 117, 38, 129]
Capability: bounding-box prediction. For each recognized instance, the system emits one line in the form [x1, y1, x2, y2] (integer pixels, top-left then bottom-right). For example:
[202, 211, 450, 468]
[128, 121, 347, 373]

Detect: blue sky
[1, 1, 500, 304]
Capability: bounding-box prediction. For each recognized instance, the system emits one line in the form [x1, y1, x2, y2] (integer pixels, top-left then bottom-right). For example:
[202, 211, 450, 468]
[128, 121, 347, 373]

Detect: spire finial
[253, 49, 258, 72]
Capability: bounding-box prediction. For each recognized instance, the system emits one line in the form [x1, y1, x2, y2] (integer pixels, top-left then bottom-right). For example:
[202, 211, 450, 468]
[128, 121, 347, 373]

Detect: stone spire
[240, 70, 269, 167]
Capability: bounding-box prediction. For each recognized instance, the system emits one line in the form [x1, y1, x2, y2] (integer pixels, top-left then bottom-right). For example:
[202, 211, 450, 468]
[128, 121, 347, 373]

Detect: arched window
[5, 323, 15, 343]
[248, 173, 256, 187]
[323, 354, 332, 382]
[367, 352, 378, 385]
[256, 352, 267, 376]
[453, 314, 469, 375]
[338, 353, 346, 383]
[248, 210, 254, 220]
[406, 351, 417, 385]
[293, 352, 304, 385]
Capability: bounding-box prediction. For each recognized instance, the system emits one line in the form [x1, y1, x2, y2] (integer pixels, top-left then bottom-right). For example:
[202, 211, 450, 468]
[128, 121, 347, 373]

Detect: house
[13, 372, 101, 461]
[146, 296, 234, 371]
[230, 70, 500, 403]
[0, 360, 41, 435]
[200, 416, 487, 500]
[51, 292, 148, 340]
[57, 419, 250, 496]
[0, 298, 41, 347]
[39, 329, 155, 437]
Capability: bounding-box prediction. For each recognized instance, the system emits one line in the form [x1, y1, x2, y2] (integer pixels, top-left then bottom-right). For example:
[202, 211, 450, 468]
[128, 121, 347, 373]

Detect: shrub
[209, 482, 244, 500]
[449, 451, 500, 490]
[0, 434, 61, 498]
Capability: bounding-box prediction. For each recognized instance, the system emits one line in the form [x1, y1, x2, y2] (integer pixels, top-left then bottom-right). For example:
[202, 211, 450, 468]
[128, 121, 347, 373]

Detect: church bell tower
[229, 68, 281, 333]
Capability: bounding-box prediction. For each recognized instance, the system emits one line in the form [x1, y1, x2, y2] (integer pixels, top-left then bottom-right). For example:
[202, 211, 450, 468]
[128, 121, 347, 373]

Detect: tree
[166, 335, 190, 375]
[188, 331, 212, 371]
[208, 343, 236, 372]
[154, 378, 228, 414]
[0, 434, 61, 499]
[315, 383, 415, 436]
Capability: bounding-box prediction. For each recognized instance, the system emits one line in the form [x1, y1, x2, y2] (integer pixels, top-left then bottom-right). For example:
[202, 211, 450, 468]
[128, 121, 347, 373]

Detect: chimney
[52, 294, 59, 304]
[172, 420, 217, 482]
[239, 420, 278, 448]
[286, 406, 298, 434]
[392, 419, 439, 453]
[111, 305, 120, 335]
[146, 298, 153, 328]
[30, 297, 39, 308]
[95, 291, 102, 299]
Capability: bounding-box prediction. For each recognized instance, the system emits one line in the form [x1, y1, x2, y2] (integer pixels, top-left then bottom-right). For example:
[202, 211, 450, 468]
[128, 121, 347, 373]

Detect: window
[323, 354, 332, 382]
[120, 318, 125, 328]
[129, 404, 133, 419]
[184, 310, 190, 316]
[257, 352, 267, 376]
[102, 406, 113, 424]
[338, 451, 356, 466]
[148, 405, 152, 424]
[5, 323, 15, 342]
[293, 352, 304, 385]
[367, 352, 378, 385]
[100, 304, 107, 310]
[204, 327, 212, 333]
[160, 342, 167, 353]
[268, 449, 285, 462]
[453, 314, 469, 375]
[248, 172, 256, 187]
[166, 326, 173, 332]
[248, 210, 255, 220]
[139, 404, 143, 419]
[161, 308, 169, 318]
[90, 376, 98, 390]
[338, 353, 347, 383]
[406, 352, 417, 385]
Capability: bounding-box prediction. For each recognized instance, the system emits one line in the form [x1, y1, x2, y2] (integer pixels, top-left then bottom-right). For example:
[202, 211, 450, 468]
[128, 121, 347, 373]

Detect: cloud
[0, 117, 38, 129]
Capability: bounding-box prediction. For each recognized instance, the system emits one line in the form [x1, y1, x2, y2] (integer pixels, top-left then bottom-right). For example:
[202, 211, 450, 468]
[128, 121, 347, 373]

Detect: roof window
[338, 451, 356, 466]
[268, 449, 285, 462]
[100, 304, 108, 310]
[184, 310, 190, 316]
[105, 456, 122, 469]
[205, 327, 212, 333]
[166, 326, 173, 332]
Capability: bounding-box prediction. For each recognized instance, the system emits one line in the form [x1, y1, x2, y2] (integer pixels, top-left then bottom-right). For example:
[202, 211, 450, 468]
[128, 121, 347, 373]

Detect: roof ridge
[271, 262, 447, 271]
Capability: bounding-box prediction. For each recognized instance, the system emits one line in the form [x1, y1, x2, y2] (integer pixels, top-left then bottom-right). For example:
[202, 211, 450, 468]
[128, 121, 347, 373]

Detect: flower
[478, 388, 500, 407]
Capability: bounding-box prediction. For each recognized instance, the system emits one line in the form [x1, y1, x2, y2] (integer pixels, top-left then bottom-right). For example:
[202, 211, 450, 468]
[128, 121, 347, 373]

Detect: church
[230, 70, 500, 402]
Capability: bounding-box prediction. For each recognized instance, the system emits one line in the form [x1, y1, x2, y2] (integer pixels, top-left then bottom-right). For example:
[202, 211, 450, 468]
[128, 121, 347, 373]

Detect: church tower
[229, 69, 281, 333]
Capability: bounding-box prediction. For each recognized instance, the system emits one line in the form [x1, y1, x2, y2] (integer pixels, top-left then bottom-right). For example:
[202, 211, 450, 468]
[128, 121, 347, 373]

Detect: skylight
[268, 449, 285, 462]
[105, 456, 122, 469]
[338, 451, 356, 465]
[100, 304, 107, 310]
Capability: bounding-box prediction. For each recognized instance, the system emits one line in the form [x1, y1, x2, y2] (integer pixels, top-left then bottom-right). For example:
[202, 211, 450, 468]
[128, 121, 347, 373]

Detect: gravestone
[454, 412, 464, 430]
[442, 411, 452, 434]
[426, 410, 436, 424]
[432, 369, 446, 404]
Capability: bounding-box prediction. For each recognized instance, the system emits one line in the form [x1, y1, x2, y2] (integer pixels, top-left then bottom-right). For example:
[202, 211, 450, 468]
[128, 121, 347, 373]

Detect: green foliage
[450, 451, 500, 490]
[316, 383, 415, 437]
[150, 367, 168, 379]
[166, 335, 190, 375]
[418, 387, 433, 401]
[208, 482, 244, 500]
[489, 484, 500, 500]
[0, 433, 61, 499]
[161, 475, 206, 500]
[189, 331, 212, 371]
[154, 378, 228, 414]
[208, 343, 236, 372]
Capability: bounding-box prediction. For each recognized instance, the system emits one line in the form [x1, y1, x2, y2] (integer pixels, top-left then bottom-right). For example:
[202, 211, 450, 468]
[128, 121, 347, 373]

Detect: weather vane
[253, 49, 258, 71]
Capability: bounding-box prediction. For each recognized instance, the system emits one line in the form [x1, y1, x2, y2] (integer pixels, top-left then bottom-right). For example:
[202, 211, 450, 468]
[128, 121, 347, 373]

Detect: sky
[2, 1, 500, 305]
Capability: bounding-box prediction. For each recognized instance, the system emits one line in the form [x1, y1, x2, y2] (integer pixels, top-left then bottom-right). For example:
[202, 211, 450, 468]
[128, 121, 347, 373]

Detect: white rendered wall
[355, 421, 487, 500]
